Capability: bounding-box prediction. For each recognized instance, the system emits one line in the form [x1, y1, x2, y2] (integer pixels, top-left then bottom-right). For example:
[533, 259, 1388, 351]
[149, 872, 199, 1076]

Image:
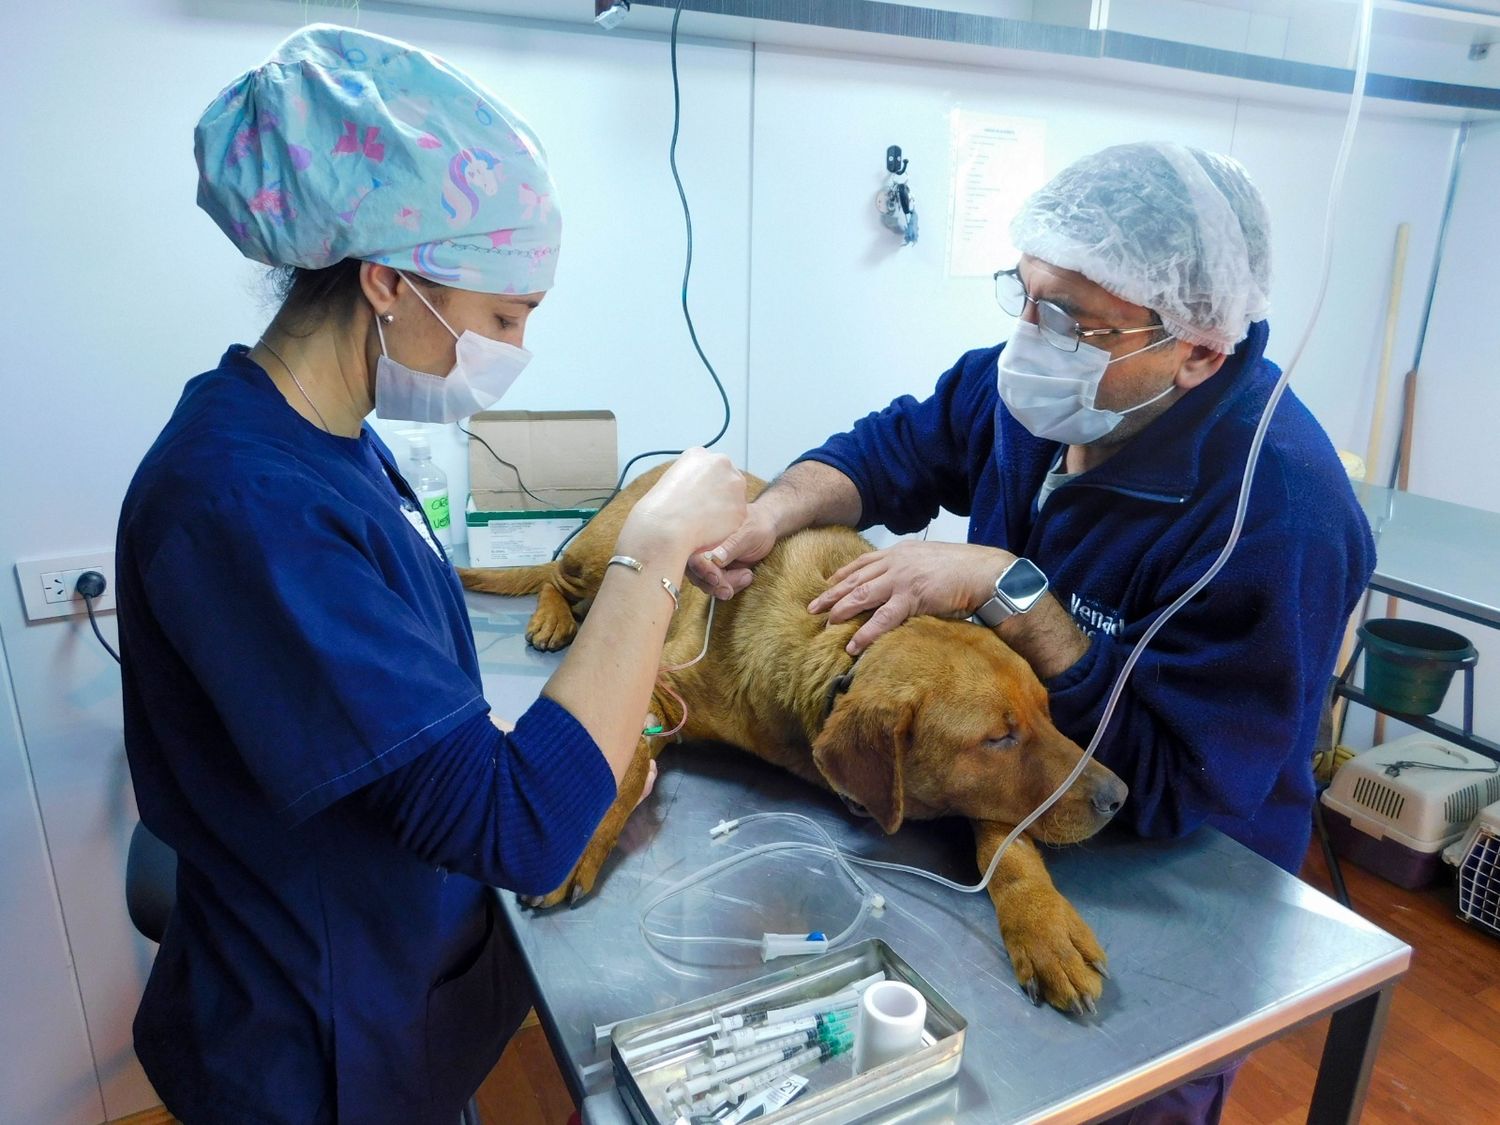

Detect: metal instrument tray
[610, 939, 966, 1124]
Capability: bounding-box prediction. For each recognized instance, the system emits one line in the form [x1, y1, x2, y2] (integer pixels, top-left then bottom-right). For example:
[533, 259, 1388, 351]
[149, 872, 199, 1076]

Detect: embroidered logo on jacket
[1069, 592, 1123, 637]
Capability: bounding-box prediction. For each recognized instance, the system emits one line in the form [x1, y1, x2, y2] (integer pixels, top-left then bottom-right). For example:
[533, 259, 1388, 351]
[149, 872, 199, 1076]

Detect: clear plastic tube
[638, 0, 1376, 950]
[638, 821, 881, 956]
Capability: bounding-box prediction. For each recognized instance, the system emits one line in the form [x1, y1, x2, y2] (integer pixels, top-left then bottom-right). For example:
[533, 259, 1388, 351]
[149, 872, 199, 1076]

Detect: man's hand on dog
[689, 502, 777, 599]
[809, 541, 1016, 654]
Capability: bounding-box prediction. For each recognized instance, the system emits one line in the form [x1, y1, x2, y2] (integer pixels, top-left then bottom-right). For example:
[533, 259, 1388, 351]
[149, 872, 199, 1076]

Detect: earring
[380, 313, 395, 324]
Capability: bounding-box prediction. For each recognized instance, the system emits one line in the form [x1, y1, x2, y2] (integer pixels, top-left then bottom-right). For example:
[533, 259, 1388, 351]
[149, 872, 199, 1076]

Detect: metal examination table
[1357, 484, 1500, 631]
[469, 591, 1410, 1124]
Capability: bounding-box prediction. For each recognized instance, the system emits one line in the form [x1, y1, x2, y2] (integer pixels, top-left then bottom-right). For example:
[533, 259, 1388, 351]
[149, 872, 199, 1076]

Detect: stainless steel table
[468, 591, 1411, 1124]
[1357, 485, 1500, 629]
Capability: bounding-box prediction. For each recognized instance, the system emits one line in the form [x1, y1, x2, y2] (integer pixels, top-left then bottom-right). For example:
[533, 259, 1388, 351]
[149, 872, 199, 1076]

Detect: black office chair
[125, 821, 483, 1125]
[126, 820, 177, 945]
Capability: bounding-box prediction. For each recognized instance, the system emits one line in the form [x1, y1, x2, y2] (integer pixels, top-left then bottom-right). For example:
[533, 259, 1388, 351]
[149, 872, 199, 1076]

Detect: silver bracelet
[659, 576, 680, 610]
[607, 555, 680, 612]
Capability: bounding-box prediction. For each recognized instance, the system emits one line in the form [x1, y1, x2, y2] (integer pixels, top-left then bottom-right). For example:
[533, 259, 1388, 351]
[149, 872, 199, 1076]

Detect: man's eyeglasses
[993, 268, 1163, 354]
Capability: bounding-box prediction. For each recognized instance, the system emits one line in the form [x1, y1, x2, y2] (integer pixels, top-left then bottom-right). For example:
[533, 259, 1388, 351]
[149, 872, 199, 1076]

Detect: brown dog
[459, 464, 1127, 1013]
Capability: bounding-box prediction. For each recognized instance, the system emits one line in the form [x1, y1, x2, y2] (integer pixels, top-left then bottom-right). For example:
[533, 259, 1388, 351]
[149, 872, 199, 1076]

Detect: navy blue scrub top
[119, 347, 536, 1123]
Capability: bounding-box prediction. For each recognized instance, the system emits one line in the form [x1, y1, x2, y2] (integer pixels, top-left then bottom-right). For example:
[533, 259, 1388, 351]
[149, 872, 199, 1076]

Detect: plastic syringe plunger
[710, 1010, 850, 1054]
[685, 1030, 816, 1078]
[713, 1037, 850, 1102]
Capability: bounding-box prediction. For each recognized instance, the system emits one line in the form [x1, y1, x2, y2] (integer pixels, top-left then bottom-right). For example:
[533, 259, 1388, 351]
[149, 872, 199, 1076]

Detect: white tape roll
[852, 980, 927, 1074]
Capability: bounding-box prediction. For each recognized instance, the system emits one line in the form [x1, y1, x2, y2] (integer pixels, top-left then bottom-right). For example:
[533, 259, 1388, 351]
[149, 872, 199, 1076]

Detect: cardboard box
[465, 410, 617, 568]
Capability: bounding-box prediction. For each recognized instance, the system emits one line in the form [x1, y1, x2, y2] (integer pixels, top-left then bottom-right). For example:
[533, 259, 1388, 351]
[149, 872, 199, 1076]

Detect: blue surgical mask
[997, 321, 1175, 445]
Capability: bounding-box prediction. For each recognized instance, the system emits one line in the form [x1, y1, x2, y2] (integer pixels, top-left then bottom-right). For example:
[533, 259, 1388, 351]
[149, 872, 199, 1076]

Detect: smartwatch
[973, 557, 1049, 627]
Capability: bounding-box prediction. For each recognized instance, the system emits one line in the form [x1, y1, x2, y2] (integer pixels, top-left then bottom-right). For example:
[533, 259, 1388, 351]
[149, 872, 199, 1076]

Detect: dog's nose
[1091, 777, 1128, 817]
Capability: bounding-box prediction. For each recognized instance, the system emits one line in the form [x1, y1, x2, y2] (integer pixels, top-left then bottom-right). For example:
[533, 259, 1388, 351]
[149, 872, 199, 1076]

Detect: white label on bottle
[401, 503, 444, 559]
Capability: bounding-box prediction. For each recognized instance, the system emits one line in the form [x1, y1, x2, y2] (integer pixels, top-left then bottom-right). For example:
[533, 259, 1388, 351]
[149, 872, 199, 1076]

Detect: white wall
[0, 641, 103, 1123]
[0, 1, 749, 1119]
[1, 1, 1493, 1121]
[1409, 121, 1500, 510]
[744, 46, 1458, 537]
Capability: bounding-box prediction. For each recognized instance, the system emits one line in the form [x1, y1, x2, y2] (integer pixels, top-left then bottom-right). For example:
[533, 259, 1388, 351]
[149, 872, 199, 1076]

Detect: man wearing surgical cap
[117, 24, 745, 1124]
[698, 142, 1373, 1122]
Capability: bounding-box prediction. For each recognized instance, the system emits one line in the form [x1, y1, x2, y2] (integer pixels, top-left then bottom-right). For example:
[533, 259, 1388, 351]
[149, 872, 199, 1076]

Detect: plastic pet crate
[1321, 734, 1500, 889]
[1446, 799, 1500, 939]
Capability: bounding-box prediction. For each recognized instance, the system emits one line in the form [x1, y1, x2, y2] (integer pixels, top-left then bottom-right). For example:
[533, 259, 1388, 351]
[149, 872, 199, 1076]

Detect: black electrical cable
[551, 0, 732, 561]
[85, 596, 121, 664]
[615, 0, 733, 477]
[457, 421, 560, 508]
[1383, 759, 1499, 778]
[75, 571, 121, 665]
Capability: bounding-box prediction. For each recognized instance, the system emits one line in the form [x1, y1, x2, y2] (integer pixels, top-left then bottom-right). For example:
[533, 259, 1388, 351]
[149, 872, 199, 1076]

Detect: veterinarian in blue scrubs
[696, 142, 1376, 1124]
[118, 25, 745, 1124]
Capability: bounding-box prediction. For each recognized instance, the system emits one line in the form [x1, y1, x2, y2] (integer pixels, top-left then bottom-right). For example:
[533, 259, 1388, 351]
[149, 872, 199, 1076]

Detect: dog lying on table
[458, 464, 1127, 1013]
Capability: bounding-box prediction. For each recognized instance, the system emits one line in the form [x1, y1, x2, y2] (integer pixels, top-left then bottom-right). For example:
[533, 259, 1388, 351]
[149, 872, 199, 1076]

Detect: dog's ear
[811, 689, 914, 834]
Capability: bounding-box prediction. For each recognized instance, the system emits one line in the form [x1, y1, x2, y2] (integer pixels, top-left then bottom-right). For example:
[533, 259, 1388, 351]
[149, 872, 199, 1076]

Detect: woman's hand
[620, 449, 747, 561]
[809, 541, 1015, 654]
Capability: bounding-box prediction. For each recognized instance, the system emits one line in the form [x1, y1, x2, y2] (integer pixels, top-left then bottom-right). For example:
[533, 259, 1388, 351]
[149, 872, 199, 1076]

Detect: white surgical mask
[998, 320, 1175, 445]
[374, 277, 532, 423]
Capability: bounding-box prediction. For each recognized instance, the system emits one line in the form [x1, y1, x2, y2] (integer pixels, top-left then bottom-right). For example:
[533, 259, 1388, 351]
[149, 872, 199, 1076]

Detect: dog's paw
[999, 897, 1108, 1015]
[518, 840, 610, 909]
[525, 608, 579, 651]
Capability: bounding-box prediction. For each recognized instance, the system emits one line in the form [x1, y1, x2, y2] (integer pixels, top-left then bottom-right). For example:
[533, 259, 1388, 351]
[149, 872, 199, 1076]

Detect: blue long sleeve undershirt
[362, 698, 617, 897]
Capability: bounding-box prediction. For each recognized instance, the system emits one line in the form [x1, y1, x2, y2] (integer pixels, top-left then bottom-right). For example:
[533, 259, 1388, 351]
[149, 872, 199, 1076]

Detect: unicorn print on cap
[442, 148, 504, 223]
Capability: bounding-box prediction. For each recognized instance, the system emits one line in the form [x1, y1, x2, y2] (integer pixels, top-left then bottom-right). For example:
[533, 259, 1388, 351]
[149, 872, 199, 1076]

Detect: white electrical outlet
[15, 552, 117, 623]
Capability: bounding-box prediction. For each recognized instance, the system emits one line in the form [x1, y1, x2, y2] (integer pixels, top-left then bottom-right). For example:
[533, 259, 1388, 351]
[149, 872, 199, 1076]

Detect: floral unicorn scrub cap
[195, 23, 561, 294]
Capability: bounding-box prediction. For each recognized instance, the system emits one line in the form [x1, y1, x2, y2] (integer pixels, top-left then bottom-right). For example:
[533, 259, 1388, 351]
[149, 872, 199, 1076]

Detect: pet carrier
[1445, 799, 1500, 938]
[1320, 733, 1500, 889]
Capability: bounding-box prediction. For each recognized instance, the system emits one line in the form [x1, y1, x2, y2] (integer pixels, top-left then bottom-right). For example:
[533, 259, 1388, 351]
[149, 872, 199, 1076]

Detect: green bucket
[1358, 618, 1477, 716]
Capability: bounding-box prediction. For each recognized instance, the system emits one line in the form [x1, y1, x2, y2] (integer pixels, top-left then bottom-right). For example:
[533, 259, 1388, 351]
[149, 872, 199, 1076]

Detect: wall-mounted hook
[876, 146, 918, 246]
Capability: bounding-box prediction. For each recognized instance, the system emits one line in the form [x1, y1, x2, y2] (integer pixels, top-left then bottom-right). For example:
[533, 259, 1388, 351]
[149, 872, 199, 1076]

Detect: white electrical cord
[642, 0, 1376, 955]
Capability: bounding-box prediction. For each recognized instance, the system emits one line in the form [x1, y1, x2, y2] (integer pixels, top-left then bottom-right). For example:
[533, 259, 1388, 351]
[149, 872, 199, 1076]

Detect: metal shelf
[1332, 641, 1499, 761]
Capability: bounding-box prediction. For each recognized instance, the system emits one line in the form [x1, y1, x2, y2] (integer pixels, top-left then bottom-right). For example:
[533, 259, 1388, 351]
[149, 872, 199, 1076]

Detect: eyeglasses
[993, 268, 1163, 354]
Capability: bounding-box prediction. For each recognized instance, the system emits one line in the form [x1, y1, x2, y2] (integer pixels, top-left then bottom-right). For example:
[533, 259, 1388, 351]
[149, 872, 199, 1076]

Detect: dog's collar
[820, 655, 861, 725]
[818, 655, 874, 819]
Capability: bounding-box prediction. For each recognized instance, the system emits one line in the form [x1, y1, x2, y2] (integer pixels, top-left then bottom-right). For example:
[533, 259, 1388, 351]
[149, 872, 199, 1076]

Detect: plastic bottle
[406, 434, 453, 544]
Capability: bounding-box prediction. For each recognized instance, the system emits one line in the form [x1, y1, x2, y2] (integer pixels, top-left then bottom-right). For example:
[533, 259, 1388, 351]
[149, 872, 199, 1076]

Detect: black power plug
[75, 570, 107, 599]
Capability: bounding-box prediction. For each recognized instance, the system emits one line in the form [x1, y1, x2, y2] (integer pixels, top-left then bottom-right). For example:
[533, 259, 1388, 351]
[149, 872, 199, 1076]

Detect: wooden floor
[479, 841, 1500, 1125]
[1221, 843, 1500, 1125]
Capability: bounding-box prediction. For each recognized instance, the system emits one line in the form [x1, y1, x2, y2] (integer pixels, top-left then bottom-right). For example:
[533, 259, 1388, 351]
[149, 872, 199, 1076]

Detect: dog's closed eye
[983, 734, 1019, 751]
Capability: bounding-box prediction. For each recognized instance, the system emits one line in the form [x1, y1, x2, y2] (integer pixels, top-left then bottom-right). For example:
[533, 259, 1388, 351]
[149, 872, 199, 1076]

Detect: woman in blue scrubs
[117, 24, 746, 1124]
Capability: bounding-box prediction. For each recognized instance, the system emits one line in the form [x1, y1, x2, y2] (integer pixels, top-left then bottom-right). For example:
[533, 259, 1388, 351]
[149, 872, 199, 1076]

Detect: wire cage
[1452, 801, 1500, 939]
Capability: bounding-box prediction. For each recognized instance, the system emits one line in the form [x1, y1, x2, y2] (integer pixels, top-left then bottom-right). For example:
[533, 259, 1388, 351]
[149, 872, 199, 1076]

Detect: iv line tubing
[640, 0, 1376, 948]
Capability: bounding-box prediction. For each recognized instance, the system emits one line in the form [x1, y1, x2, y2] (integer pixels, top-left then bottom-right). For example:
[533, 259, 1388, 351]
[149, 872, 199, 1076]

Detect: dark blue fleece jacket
[801, 321, 1374, 872]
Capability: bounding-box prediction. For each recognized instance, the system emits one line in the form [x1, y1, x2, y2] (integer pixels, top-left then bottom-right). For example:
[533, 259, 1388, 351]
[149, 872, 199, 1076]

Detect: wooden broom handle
[1363, 224, 1411, 484]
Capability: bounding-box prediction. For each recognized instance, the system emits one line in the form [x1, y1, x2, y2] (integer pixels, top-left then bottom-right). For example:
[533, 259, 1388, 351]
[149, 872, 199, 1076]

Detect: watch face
[1000, 558, 1048, 608]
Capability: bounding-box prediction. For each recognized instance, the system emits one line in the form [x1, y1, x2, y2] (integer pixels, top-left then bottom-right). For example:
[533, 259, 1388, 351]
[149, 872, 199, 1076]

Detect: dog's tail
[457, 563, 558, 596]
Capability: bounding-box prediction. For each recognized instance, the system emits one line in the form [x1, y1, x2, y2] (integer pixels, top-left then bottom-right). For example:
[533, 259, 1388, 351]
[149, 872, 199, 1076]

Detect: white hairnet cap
[1011, 142, 1271, 351]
